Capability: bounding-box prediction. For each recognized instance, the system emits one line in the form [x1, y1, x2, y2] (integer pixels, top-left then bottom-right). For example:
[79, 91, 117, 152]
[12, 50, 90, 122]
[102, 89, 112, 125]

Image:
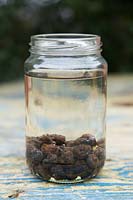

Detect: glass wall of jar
[24, 34, 107, 183]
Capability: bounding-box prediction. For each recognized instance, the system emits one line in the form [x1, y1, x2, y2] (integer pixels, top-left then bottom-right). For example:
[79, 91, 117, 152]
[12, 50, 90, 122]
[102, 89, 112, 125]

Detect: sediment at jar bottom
[26, 134, 105, 182]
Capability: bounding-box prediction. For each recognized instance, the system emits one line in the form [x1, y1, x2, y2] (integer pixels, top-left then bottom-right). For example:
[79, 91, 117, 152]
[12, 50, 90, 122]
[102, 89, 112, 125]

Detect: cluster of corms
[26, 133, 105, 181]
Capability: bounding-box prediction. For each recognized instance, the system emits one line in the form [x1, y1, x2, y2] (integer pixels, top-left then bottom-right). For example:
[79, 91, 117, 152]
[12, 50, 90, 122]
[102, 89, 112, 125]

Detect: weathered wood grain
[0, 75, 133, 199]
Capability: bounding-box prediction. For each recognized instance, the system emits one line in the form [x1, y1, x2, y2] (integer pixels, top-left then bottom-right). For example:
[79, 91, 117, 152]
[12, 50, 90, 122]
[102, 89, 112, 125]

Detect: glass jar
[24, 34, 107, 183]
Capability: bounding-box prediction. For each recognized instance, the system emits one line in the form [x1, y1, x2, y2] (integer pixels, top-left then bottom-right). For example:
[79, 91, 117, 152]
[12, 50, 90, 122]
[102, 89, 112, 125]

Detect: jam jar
[24, 34, 107, 183]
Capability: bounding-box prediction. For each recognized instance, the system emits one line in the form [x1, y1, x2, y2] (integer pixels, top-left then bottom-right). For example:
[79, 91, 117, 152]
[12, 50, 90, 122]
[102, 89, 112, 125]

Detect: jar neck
[29, 34, 102, 56]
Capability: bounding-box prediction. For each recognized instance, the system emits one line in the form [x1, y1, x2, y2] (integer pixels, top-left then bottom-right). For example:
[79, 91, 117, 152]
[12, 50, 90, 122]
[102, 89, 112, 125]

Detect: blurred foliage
[0, 0, 133, 82]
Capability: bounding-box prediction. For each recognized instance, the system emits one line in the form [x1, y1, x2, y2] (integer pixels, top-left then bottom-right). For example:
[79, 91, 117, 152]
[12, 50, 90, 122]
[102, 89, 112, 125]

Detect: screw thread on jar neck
[30, 34, 102, 56]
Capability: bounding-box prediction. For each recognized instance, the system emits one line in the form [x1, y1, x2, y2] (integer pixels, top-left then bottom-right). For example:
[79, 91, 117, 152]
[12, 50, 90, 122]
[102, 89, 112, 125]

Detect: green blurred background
[0, 0, 133, 82]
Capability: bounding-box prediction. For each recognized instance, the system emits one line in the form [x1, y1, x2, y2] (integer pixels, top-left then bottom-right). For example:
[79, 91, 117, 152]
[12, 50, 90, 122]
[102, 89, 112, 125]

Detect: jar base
[33, 170, 100, 184]
[49, 176, 84, 184]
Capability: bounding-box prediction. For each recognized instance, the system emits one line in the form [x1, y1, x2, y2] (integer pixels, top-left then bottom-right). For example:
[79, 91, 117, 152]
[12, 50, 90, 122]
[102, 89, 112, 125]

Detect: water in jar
[25, 68, 106, 183]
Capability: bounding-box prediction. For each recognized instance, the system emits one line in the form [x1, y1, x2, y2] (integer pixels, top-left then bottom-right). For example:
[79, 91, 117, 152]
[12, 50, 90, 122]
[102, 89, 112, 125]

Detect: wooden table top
[0, 75, 133, 199]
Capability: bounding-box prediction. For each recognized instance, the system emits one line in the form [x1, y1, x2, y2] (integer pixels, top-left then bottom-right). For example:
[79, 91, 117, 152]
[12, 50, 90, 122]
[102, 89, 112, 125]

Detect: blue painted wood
[0, 76, 133, 199]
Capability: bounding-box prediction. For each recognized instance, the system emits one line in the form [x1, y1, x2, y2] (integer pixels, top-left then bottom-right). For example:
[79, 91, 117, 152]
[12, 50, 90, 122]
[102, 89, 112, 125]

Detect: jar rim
[30, 33, 102, 56]
[31, 33, 100, 41]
